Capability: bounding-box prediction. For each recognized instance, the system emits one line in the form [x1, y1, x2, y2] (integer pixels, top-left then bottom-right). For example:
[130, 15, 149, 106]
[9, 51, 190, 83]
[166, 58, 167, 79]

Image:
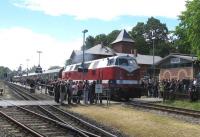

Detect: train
[12, 55, 141, 100]
[62, 55, 141, 100]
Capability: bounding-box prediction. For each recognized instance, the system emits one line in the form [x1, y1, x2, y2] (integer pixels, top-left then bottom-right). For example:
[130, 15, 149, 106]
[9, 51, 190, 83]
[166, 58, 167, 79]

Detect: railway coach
[62, 55, 141, 100]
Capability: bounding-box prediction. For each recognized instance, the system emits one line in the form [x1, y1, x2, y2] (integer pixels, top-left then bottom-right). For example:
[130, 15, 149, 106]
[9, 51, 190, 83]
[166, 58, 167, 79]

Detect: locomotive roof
[64, 55, 137, 71]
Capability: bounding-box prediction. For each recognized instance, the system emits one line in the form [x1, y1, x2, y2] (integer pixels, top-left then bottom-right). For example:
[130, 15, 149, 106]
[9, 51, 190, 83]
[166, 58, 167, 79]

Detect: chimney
[134, 49, 137, 57]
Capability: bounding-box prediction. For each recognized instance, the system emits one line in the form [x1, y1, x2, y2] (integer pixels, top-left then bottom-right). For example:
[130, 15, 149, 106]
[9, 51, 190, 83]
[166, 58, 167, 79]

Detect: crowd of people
[45, 79, 97, 105]
[141, 78, 199, 101]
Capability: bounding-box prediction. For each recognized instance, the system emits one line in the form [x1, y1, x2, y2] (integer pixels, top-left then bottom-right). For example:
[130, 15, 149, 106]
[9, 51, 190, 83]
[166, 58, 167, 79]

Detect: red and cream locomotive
[62, 55, 141, 100]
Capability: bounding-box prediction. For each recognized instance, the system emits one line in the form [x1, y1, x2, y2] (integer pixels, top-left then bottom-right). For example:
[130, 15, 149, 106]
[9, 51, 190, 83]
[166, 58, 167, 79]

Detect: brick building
[156, 53, 199, 80]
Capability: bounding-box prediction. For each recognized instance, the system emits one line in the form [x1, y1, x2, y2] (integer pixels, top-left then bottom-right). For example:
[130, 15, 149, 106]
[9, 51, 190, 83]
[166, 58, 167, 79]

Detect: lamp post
[26, 59, 29, 76]
[82, 29, 88, 70]
[152, 30, 155, 80]
[37, 51, 42, 67]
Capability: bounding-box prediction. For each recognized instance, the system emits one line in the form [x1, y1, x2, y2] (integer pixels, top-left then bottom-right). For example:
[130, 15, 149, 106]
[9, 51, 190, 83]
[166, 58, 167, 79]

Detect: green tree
[0, 66, 11, 79]
[130, 17, 171, 57]
[85, 35, 95, 49]
[174, 25, 191, 54]
[130, 22, 150, 54]
[94, 34, 108, 45]
[145, 17, 170, 57]
[176, 0, 200, 56]
[107, 30, 120, 46]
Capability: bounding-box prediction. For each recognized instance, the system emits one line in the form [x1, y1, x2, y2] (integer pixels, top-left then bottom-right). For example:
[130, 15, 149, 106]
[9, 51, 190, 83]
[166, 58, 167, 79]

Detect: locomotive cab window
[107, 58, 114, 66]
[128, 59, 137, 67]
[116, 58, 128, 66]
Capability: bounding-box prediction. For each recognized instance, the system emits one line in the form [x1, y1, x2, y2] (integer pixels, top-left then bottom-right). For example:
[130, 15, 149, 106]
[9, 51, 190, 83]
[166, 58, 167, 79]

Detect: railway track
[23, 105, 116, 137]
[0, 111, 38, 137]
[0, 106, 87, 137]
[129, 101, 200, 118]
[4, 82, 117, 137]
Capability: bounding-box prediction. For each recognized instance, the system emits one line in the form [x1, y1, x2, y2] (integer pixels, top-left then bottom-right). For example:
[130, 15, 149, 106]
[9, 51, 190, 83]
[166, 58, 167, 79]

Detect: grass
[161, 100, 200, 111]
[64, 104, 200, 137]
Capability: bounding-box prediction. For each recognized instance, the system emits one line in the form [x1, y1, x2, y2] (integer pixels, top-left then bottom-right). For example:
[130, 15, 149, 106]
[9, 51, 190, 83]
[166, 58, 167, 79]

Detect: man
[83, 80, 89, 104]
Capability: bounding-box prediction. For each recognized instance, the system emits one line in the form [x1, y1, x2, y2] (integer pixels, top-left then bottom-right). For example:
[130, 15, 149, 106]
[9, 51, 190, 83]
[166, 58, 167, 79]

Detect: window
[128, 59, 137, 67]
[84, 63, 91, 69]
[116, 58, 128, 66]
[69, 66, 73, 71]
[107, 58, 114, 66]
[74, 64, 81, 70]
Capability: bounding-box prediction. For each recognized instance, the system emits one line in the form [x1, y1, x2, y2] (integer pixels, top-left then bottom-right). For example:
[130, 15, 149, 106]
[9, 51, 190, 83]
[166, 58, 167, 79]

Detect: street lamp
[82, 29, 88, 70]
[37, 51, 42, 67]
[81, 29, 88, 86]
[151, 30, 155, 80]
[26, 59, 29, 76]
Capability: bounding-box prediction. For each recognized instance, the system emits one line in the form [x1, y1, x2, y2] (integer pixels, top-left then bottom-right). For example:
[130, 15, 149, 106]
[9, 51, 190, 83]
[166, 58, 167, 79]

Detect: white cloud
[0, 27, 82, 70]
[13, 0, 186, 20]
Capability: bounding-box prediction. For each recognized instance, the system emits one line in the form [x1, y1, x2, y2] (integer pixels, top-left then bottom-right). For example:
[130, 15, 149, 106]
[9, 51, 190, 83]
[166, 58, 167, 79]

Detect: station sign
[95, 84, 103, 93]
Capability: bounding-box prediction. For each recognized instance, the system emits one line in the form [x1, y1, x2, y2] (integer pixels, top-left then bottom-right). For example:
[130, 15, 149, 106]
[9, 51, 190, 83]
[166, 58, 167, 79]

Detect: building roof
[116, 53, 162, 65]
[111, 29, 135, 44]
[155, 53, 197, 65]
[43, 68, 62, 74]
[70, 50, 82, 59]
[85, 44, 115, 56]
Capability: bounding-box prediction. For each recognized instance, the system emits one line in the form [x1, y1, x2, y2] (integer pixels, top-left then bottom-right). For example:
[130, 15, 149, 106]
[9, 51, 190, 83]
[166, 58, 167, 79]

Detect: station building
[156, 53, 199, 80]
[69, 29, 162, 79]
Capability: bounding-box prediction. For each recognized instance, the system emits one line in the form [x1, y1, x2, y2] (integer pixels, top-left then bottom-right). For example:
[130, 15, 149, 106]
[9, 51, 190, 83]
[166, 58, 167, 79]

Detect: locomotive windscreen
[115, 57, 137, 67]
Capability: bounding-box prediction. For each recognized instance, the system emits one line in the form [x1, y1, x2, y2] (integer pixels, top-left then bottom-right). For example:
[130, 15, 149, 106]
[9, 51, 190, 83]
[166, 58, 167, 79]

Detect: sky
[0, 0, 186, 71]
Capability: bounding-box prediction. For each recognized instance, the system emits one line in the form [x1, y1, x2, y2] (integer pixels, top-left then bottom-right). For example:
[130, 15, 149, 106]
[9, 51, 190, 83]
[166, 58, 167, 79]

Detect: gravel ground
[0, 81, 20, 100]
[0, 128, 15, 137]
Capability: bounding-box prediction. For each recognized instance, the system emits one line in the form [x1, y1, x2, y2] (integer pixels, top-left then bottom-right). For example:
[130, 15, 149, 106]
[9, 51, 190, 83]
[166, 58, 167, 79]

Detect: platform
[0, 100, 58, 107]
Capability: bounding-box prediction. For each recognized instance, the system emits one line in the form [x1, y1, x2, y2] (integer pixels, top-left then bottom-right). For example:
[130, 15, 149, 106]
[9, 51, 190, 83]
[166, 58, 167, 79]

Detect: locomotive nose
[125, 66, 140, 73]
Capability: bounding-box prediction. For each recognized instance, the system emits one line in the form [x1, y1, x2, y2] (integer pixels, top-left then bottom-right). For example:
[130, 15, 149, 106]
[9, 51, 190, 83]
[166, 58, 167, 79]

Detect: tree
[85, 35, 95, 50]
[174, 25, 191, 54]
[107, 30, 120, 46]
[130, 22, 150, 54]
[0, 66, 11, 79]
[130, 17, 171, 57]
[176, 0, 200, 57]
[94, 34, 108, 45]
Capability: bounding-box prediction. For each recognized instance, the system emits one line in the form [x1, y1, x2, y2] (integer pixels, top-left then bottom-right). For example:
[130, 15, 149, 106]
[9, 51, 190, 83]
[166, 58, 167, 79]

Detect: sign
[170, 58, 180, 64]
[95, 84, 103, 93]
